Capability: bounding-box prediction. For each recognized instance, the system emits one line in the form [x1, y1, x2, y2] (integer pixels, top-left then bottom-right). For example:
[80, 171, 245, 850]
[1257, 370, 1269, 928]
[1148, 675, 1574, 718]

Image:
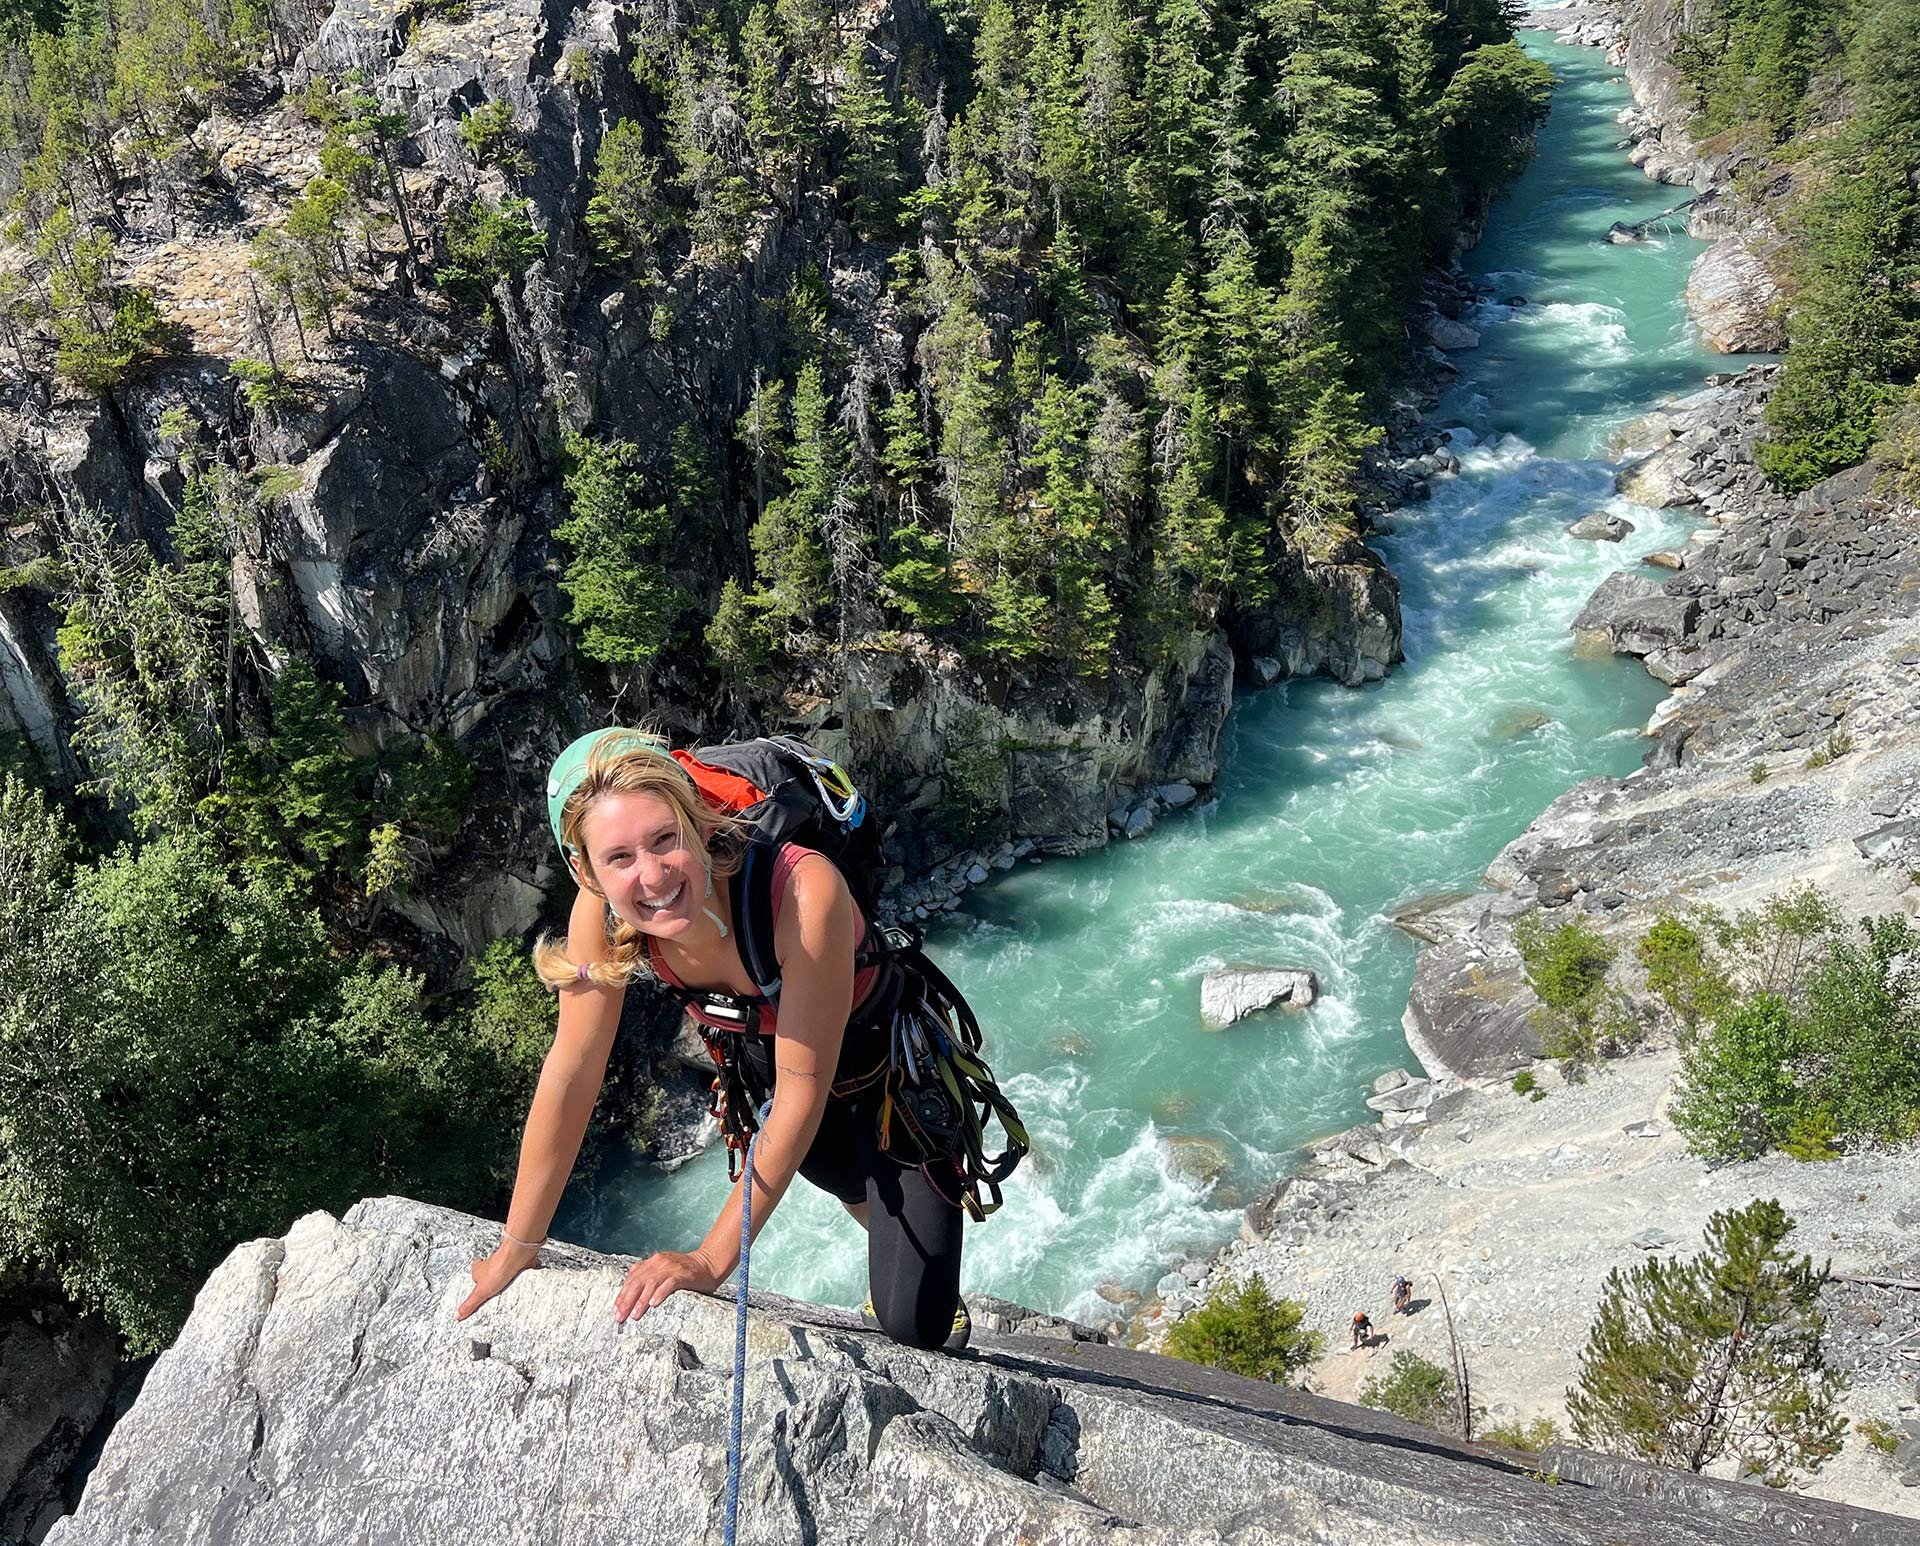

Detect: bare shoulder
[780, 849, 855, 950]
[785, 849, 851, 915]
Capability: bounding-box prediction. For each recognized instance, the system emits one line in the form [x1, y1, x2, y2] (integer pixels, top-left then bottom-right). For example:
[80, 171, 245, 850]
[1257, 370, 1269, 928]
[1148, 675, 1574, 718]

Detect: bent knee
[872, 1292, 952, 1351]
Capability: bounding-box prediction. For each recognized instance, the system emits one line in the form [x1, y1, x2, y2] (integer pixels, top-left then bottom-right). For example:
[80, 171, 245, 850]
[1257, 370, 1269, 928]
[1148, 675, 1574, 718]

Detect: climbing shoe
[861, 1296, 971, 1353]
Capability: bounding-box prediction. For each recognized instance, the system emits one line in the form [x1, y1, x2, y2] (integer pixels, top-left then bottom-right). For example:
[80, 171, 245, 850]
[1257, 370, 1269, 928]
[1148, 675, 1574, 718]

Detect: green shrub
[230, 357, 297, 411]
[1164, 1275, 1323, 1383]
[1856, 1416, 1902, 1456]
[1637, 915, 1731, 1039]
[1751, 761, 1768, 783]
[1515, 913, 1617, 1012]
[1671, 908, 1920, 1162]
[437, 196, 545, 309]
[1516, 911, 1642, 1065]
[1359, 1351, 1462, 1430]
[1780, 1109, 1840, 1162]
[1670, 993, 1806, 1162]
[1483, 1416, 1562, 1454]
[1511, 1068, 1538, 1097]
[457, 98, 528, 176]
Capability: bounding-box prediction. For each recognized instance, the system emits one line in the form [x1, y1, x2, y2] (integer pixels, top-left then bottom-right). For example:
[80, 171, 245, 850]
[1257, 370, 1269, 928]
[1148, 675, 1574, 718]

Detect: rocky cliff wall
[40, 1197, 1912, 1545]
[0, 0, 1404, 964]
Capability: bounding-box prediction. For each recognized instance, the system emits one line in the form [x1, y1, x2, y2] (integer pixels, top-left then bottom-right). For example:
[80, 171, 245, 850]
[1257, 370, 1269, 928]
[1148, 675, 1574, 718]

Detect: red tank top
[642, 843, 878, 1036]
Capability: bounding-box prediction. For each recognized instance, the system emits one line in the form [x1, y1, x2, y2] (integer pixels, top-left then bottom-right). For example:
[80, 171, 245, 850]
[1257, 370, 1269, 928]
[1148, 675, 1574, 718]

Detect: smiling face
[576, 790, 706, 937]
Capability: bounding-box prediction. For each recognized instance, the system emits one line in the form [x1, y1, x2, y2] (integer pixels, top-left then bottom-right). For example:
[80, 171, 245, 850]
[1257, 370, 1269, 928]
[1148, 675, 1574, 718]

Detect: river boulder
[1425, 315, 1482, 350]
[1161, 1134, 1231, 1187]
[1199, 965, 1320, 1027]
[1686, 236, 1787, 354]
[1571, 570, 1663, 640]
[1567, 511, 1636, 542]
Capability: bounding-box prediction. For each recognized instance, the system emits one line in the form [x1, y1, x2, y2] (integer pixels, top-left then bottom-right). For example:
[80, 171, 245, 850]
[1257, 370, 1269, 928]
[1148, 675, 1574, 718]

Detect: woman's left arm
[613, 853, 855, 1321]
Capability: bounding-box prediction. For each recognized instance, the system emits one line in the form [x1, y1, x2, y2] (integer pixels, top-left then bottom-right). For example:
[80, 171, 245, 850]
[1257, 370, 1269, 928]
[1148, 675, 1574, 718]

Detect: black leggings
[793, 1093, 965, 1351]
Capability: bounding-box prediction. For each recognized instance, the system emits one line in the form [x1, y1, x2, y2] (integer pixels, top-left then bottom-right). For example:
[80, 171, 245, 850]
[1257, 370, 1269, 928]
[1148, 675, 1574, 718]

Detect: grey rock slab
[1686, 236, 1787, 353]
[1401, 945, 1541, 1084]
[1856, 819, 1918, 864]
[1199, 965, 1320, 1028]
[1365, 1078, 1437, 1114]
[1616, 438, 1704, 508]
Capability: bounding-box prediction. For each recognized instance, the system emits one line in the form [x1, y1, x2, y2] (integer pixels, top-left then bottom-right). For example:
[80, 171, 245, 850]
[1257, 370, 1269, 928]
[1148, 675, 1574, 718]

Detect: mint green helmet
[546, 727, 681, 861]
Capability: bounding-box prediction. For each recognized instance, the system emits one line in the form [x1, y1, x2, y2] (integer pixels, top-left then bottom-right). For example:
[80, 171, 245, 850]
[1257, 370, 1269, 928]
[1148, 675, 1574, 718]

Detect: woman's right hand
[455, 1239, 542, 1321]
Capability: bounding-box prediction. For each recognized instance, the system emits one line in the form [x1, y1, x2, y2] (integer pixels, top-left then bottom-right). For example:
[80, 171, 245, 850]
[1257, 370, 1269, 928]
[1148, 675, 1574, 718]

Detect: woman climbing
[454, 728, 1022, 1351]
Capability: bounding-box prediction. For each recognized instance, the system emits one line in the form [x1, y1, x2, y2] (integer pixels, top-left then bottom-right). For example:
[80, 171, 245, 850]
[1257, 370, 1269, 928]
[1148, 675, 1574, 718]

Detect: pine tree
[1568, 1199, 1846, 1485]
[1028, 3, 1091, 232]
[1027, 372, 1118, 673]
[880, 522, 963, 629]
[834, 34, 901, 234]
[748, 362, 839, 645]
[552, 433, 688, 667]
[585, 117, 667, 270]
[1284, 378, 1384, 556]
[878, 382, 934, 522]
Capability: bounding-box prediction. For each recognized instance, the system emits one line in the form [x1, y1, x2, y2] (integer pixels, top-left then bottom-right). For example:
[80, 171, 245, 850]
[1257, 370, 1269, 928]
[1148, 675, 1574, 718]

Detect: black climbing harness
[661, 841, 1029, 1221]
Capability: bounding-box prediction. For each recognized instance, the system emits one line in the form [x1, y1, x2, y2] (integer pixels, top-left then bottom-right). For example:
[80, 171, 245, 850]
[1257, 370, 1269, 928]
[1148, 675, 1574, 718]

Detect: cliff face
[0, 0, 1404, 963]
[41, 1197, 1909, 1545]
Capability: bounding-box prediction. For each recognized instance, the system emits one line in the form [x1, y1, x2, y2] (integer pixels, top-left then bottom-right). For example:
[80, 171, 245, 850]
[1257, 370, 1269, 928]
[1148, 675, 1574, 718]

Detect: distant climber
[1392, 1275, 1413, 1315]
[453, 729, 1026, 1354]
[1351, 1310, 1374, 1350]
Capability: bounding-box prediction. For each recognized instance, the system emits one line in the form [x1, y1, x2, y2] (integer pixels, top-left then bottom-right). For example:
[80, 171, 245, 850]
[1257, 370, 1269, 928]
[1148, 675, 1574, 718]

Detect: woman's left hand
[614, 1249, 723, 1323]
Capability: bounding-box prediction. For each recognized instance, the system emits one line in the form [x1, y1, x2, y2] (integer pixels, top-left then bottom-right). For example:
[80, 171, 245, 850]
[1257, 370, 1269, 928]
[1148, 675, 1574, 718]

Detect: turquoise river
[568, 26, 1764, 1323]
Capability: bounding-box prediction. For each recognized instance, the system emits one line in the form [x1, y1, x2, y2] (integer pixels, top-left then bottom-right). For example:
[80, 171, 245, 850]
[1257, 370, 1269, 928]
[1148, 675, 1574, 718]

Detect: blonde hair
[531, 734, 749, 992]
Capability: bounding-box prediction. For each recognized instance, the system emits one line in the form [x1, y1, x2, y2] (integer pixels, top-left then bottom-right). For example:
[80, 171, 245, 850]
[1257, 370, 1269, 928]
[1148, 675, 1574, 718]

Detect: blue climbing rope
[723, 1102, 772, 1546]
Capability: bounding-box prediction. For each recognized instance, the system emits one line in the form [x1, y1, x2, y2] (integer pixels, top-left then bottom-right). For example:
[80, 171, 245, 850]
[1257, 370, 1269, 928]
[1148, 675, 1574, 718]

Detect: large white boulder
[1199, 965, 1319, 1027]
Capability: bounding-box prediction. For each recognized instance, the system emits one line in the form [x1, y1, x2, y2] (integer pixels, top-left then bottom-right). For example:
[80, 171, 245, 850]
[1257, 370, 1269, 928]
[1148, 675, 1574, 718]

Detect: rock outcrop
[43, 1198, 1912, 1544]
[0, 1285, 123, 1544]
[1686, 236, 1787, 353]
